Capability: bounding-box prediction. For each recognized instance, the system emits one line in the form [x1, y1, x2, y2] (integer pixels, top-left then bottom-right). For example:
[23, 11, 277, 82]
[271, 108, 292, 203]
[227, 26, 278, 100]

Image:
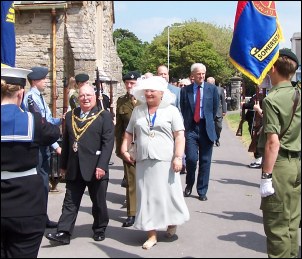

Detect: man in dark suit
[180, 63, 219, 201]
[46, 84, 114, 245]
[207, 77, 227, 146]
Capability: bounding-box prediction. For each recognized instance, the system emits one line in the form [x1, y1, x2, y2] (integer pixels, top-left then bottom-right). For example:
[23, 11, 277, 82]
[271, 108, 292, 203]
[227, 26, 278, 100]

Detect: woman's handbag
[127, 129, 136, 160]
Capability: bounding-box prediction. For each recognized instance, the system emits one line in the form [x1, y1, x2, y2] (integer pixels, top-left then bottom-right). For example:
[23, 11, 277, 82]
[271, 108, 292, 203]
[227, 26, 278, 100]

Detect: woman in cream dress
[121, 76, 189, 250]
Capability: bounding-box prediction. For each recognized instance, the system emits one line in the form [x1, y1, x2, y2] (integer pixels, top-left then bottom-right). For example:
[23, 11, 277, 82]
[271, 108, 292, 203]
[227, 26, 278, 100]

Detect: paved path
[38, 119, 301, 258]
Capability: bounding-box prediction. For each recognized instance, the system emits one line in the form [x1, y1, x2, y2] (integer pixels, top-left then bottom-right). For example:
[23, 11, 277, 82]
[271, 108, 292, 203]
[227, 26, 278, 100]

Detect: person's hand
[122, 151, 135, 165]
[253, 101, 262, 115]
[60, 169, 67, 180]
[62, 112, 67, 120]
[260, 178, 275, 197]
[172, 157, 183, 173]
[95, 167, 105, 180]
[56, 146, 62, 155]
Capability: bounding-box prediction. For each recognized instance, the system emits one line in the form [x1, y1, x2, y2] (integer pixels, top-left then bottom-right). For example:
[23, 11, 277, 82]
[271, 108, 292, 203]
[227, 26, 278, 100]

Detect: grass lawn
[225, 112, 251, 148]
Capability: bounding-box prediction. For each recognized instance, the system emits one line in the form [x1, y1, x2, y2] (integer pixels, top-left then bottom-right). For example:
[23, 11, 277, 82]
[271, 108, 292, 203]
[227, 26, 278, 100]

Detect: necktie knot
[80, 111, 88, 119]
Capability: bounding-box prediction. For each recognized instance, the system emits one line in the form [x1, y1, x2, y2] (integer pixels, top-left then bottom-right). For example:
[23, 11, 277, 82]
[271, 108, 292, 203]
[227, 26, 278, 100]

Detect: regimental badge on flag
[1, 1, 16, 67]
[229, 1, 284, 85]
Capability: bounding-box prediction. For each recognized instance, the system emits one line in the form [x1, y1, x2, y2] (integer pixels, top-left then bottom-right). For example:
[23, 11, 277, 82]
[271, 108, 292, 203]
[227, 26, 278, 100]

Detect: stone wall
[15, 1, 123, 118]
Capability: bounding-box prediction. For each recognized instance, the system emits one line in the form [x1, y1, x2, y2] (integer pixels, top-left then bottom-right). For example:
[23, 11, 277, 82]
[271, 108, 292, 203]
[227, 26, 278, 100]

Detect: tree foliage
[114, 21, 256, 89]
[113, 29, 147, 75]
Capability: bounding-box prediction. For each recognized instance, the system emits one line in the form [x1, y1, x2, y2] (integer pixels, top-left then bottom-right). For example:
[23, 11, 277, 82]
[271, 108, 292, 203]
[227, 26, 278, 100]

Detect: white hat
[1, 67, 32, 87]
[131, 76, 176, 107]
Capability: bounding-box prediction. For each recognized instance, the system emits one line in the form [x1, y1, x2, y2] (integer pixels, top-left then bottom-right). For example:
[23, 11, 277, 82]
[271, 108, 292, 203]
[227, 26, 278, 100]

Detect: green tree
[113, 29, 148, 75]
[114, 21, 256, 91]
[141, 21, 236, 84]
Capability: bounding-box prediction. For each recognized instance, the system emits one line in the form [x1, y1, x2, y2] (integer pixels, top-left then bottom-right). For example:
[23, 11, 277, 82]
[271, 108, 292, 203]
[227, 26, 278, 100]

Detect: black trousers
[247, 119, 262, 159]
[1, 215, 46, 258]
[214, 116, 223, 140]
[57, 173, 109, 235]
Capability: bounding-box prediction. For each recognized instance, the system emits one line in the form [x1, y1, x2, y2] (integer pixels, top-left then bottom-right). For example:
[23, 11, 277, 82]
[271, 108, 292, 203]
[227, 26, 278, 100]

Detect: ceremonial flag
[229, 1, 283, 84]
[1, 1, 16, 67]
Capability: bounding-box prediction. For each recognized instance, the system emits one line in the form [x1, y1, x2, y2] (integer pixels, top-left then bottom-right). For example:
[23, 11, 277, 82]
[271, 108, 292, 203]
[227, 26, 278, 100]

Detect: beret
[75, 73, 89, 83]
[279, 48, 299, 68]
[27, 66, 48, 80]
[1, 67, 32, 87]
[122, 71, 141, 81]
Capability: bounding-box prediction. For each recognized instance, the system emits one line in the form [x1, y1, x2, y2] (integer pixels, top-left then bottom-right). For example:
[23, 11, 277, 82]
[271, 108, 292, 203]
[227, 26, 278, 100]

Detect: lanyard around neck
[148, 110, 157, 130]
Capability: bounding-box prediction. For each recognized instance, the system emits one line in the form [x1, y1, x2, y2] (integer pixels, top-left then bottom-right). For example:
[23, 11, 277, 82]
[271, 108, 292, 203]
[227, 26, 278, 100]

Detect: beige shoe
[142, 238, 157, 249]
[166, 225, 177, 238]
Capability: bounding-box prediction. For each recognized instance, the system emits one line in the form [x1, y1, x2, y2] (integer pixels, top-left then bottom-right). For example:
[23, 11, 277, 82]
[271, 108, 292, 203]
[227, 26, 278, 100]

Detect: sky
[113, 1, 301, 49]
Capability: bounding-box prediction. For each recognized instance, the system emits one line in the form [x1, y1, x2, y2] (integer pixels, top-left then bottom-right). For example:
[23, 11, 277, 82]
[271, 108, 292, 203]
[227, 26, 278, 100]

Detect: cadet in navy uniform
[1, 67, 60, 258]
[23, 66, 62, 228]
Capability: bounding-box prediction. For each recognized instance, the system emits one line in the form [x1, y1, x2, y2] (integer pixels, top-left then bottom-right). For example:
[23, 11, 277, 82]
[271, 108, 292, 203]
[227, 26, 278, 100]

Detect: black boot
[122, 216, 135, 227]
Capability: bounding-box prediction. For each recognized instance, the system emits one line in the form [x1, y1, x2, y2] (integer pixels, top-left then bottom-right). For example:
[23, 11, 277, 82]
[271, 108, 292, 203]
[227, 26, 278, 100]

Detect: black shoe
[198, 196, 208, 201]
[215, 140, 220, 147]
[93, 232, 105, 241]
[122, 216, 135, 227]
[184, 185, 192, 197]
[46, 232, 70, 245]
[46, 220, 58, 228]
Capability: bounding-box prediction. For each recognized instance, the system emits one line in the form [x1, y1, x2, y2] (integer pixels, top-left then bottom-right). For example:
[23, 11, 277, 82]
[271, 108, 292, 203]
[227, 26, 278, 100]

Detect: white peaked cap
[1, 67, 32, 87]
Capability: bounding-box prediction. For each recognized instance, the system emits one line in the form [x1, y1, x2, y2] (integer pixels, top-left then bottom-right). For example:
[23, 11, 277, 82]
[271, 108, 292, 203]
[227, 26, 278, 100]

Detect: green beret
[27, 67, 48, 80]
[279, 48, 299, 68]
[75, 73, 89, 83]
[122, 71, 141, 81]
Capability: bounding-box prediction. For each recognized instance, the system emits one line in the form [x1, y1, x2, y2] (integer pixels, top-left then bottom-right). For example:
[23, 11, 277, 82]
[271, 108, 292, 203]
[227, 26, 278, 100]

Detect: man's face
[157, 66, 169, 82]
[78, 85, 96, 111]
[78, 81, 89, 88]
[192, 68, 206, 85]
[124, 79, 137, 93]
[33, 77, 47, 92]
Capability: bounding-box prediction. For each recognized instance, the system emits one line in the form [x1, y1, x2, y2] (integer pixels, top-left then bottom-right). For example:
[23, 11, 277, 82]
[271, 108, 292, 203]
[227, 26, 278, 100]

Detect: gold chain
[72, 109, 103, 141]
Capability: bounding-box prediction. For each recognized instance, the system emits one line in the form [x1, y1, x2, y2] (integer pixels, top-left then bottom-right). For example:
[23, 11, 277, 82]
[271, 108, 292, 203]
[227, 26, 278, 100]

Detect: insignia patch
[253, 1, 276, 17]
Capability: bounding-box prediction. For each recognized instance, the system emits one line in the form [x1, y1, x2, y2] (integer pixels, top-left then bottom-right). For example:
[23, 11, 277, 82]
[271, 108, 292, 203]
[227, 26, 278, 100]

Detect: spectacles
[79, 94, 94, 99]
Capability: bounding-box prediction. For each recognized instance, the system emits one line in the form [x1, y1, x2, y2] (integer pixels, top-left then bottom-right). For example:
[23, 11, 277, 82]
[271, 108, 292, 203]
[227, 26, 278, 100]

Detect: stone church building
[14, 1, 123, 118]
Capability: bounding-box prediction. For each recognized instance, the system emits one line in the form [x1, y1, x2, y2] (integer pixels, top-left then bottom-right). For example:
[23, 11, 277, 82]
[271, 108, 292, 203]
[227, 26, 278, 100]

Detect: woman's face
[144, 89, 163, 106]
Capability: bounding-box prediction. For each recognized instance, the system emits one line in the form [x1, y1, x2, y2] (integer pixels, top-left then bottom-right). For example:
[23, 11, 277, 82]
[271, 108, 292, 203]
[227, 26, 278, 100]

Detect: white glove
[260, 178, 275, 197]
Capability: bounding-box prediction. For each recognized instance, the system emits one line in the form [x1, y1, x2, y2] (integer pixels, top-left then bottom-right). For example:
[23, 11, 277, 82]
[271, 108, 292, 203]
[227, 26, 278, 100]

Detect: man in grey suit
[180, 63, 219, 201]
[207, 77, 227, 146]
